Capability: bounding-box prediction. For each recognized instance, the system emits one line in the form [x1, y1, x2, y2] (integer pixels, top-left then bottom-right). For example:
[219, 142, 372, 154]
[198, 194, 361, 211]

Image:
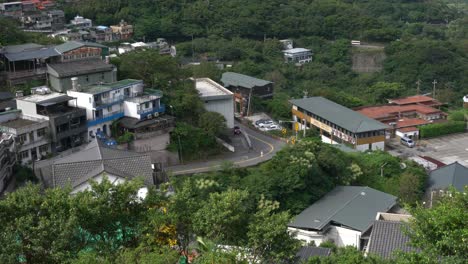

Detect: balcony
[87, 111, 124, 127]
[138, 105, 166, 118]
[94, 95, 125, 108]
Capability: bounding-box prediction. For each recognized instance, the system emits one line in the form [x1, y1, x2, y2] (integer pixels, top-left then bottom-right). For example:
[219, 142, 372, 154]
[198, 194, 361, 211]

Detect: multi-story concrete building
[16, 87, 87, 152]
[290, 97, 388, 151]
[195, 78, 234, 128]
[110, 20, 133, 40]
[283, 48, 312, 64]
[70, 15, 92, 28]
[0, 1, 22, 18]
[0, 133, 16, 194]
[0, 109, 50, 164]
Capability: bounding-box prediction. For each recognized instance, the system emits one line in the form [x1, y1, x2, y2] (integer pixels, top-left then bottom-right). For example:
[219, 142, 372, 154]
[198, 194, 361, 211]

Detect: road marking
[170, 133, 276, 175]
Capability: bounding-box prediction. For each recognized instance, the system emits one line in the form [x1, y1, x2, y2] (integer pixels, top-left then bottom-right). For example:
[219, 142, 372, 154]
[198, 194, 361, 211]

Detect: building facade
[221, 72, 273, 116]
[16, 87, 88, 153]
[110, 20, 133, 40]
[290, 97, 388, 151]
[195, 78, 235, 128]
[283, 48, 312, 64]
[0, 133, 16, 194]
[70, 15, 92, 28]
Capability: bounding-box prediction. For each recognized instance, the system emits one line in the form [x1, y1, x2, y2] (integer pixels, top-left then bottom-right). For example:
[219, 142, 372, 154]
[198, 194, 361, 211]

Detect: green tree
[198, 111, 227, 136]
[193, 189, 252, 244]
[404, 187, 468, 262]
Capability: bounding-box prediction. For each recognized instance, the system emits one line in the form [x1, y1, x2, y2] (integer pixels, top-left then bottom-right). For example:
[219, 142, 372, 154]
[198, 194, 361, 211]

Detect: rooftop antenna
[432, 79, 437, 98]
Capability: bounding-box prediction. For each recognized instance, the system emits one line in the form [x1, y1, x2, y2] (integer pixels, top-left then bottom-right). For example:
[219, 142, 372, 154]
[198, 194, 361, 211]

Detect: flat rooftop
[125, 94, 161, 104]
[284, 48, 311, 53]
[19, 91, 74, 105]
[0, 118, 39, 129]
[80, 79, 142, 94]
[195, 78, 233, 99]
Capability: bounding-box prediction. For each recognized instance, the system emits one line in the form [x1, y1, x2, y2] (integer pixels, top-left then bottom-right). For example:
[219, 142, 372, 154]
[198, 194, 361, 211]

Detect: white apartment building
[195, 78, 234, 128]
[283, 48, 312, 64]
[70, 15, 92, 28]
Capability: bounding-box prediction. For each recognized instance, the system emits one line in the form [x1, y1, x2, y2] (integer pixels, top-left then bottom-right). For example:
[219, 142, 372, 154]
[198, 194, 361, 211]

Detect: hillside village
[0, 0, 467, 263]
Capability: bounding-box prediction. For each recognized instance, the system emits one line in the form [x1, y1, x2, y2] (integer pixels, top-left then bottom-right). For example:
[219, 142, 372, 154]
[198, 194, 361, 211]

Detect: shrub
[420, 121, 465, 138]
[116, 131, 134, 144]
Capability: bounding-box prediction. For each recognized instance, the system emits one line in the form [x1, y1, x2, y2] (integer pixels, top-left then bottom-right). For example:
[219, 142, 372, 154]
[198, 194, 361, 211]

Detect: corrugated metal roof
[295, 247, 331, 262]
[428, 162, 468, 192]
[47, 59, 114, 77]
[288, 186, 397, 232]
[4, 46, 60, 61]
[221, 72, 272, 89]
[290, 97, 389, 133]
[2, 43, 43, 54]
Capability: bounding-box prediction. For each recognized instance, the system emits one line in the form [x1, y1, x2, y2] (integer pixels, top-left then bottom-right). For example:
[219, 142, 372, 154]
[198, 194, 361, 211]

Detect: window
[101, 72, 105, 80]
[107, 106, 113, 112]
[145, 102, 149, 108]
[19, 150, 29, 160]
[37, 128, 46, 138]
[39, 144, 48, 153]
[85, 75, 89, 82]
[17, 134, 27, 144]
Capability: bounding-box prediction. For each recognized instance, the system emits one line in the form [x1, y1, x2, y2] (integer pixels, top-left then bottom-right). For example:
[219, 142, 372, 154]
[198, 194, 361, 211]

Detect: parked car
[400, 136, 415, 148]
[233, 126, 241, 135]
[255, 119, 269, 126]
[258, 120, 274, 128]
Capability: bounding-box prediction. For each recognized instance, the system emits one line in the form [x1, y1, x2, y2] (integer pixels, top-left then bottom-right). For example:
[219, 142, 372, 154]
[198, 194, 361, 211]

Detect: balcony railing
[87, 111, 124, 127]
[138, 105, 166, 116]
[94, 95, 125, 107]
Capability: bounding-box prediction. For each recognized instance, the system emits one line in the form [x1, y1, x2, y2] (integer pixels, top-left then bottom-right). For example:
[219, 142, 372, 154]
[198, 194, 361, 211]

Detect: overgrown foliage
[419, 121, 466, 138]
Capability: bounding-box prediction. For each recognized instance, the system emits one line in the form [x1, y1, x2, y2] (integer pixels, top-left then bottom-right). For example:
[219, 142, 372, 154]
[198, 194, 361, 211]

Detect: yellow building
[290, 97, 388, 151]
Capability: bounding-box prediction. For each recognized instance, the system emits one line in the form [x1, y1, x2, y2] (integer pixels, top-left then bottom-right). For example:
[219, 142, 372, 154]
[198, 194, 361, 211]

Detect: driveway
[166, 121, 286, 175]
[387, 133, 468, 166]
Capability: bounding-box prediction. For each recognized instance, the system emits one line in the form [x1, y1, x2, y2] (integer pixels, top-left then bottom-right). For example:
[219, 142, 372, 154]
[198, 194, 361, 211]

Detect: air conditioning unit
[153, 112, 159, 118]
[147, 114, 153, 119]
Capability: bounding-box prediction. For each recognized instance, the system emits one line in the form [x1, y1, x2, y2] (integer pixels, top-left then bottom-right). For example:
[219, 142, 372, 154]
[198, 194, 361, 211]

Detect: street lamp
[169, 105, 183, 163]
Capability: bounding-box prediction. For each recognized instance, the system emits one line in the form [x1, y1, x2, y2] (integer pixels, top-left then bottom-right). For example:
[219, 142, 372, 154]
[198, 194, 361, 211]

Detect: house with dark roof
[40, 139, 155, 194]
[294, 246, 331, 263]
[288, 186, 398, 249]
[221, 72, 273, 116]
[290, 97, 388, 151]
[425, 162, 468, 207]
[361, 213, 417, 259]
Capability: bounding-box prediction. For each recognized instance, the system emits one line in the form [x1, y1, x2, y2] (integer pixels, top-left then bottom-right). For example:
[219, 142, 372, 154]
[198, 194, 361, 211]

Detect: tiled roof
[356, 105, 443, 120]
[396, 118, 429, 129]
[288, 186, 397, 232]
[290, 97, 389, 133]
[50, 139, 154, 189]
[388, 95, 438, 105]
[367, 220, 417, 259]
[295, 247, 331, 262]
[397, 126, 418, 133]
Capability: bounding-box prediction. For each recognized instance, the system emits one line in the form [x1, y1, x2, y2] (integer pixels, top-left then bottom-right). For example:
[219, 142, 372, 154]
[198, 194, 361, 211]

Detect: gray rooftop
[2, 43, 43, 54]
[54, 41, 107, 54]
[0, 118, 38, 129]
[289, 97, 389, 133]
[367, 220, 417, 259]
[288, 186, 397, 232]
[80, 79, 142, 94]
[47, 59, 114, 77]
[49, 139, 153, 189]
[221, 72, 272, 89]
[295, 247, 331, 262]
[4, 46, 60, 62]
[427, 162, 468, 192]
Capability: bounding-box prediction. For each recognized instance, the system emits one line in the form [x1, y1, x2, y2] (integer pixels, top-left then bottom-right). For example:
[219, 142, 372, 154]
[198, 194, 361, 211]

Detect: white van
[400, 137, 415, 148]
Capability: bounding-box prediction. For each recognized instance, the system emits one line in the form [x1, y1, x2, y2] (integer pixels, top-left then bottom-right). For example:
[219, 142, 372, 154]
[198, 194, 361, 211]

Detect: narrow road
[166, 122, 286, 175]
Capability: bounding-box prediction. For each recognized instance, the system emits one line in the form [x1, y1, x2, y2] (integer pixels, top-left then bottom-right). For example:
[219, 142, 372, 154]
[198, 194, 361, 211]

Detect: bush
[116, 131, 134, 144]
[420, 121, 466, 138]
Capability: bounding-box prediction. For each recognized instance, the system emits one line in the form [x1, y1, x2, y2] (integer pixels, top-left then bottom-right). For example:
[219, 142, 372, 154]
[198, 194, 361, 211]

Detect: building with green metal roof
[290, 97, 389, 151]
[288, 186, 397, 248]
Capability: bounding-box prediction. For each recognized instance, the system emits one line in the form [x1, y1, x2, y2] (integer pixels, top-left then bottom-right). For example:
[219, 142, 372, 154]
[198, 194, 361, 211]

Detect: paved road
[167, 122, 287, 175]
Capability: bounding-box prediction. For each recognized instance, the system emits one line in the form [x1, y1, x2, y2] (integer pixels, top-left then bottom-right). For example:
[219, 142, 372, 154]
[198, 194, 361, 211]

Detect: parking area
[387, 133, 468, 166]
[244, 113, 282, 131]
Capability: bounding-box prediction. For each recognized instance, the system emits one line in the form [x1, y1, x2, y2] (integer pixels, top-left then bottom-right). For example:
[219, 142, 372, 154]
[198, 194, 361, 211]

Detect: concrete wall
[16, 100, 42, 118]
[288, 227, 326, 246]
[88, 120, 113, 137]
[204, 98, 235, 128]
[67, 90, 94, 119]
[124, 100, 139, 119]
[327, 226, 362, 248]
[50, 70, 117, 92]
[396, 130, 419, 139]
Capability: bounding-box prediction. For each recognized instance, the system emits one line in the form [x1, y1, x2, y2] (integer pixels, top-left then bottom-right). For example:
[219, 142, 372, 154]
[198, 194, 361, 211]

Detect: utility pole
[416, 79, 421, 95]
[432, 79, 437, 98]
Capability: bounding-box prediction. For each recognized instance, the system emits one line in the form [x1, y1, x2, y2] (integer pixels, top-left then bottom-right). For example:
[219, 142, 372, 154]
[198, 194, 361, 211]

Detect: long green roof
[290, 97, 389, 133]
